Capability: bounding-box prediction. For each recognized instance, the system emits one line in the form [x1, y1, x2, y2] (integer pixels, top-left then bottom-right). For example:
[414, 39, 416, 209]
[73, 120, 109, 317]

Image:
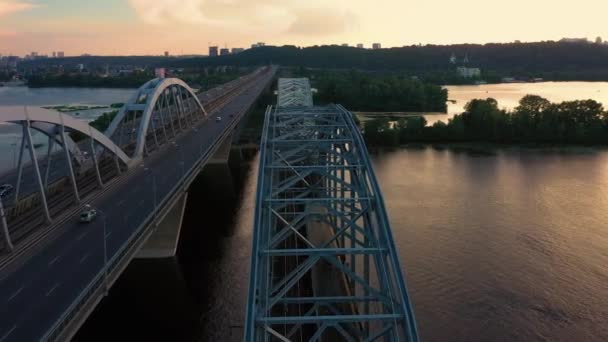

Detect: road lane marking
[45, 283, 60, 297]
[7, 287, 22, 302]
[105, 231, 112, 239]
[76, 231, 88, 241]
[0, 325, 16, 342]
[79, 252, 91, 264]
[48, 255, 61, 266]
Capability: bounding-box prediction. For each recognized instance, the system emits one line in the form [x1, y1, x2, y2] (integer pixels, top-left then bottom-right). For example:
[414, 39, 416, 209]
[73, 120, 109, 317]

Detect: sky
[0, 0, 607, 56]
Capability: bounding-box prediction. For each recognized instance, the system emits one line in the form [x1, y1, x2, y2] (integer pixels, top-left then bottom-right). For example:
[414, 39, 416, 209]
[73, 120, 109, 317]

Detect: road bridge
[245, 78, 418, 341]
[0, 66, 276, 341]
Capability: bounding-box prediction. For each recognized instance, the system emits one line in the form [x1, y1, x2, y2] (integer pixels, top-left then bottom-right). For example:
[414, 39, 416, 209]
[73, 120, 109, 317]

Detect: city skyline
[0, 0, 607, 56]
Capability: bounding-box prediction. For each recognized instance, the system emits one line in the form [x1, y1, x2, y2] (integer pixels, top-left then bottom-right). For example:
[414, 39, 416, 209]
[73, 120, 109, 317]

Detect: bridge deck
[0, 67, 276, 341]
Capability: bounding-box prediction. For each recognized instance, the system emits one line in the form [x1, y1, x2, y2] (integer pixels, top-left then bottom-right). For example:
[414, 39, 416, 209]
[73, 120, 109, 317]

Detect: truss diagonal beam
[246, 95, 418, 341]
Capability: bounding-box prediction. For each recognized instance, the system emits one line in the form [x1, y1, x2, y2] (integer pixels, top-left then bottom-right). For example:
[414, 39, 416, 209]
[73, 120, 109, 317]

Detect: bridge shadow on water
[73, 152, 259, 342]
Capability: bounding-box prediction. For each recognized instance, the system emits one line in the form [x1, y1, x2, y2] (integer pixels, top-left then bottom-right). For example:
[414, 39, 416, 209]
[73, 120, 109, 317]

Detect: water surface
[425, 82, 608, 124]
[77, 148, 608, 341]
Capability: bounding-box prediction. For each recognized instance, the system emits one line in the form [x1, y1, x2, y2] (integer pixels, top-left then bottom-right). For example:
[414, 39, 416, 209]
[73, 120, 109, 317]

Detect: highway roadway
[0, 68, 275, 341]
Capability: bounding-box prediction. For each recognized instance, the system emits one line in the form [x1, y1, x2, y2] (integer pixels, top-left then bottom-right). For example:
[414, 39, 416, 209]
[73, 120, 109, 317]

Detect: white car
[80, 208, 97, 223]
[215, 116, 222, 122]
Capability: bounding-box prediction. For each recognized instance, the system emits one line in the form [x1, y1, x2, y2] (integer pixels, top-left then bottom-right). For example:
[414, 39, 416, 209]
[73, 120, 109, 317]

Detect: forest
[363, 96, 608, 146]
[293, 68, 447, 112]
[170, 42, 608, 82]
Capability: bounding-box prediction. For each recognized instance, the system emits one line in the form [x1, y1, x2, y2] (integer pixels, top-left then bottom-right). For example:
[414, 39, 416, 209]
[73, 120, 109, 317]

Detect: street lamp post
[144, 168, 158, 220]
[88, 204, 109, 296]
[0, 196, 13, 252]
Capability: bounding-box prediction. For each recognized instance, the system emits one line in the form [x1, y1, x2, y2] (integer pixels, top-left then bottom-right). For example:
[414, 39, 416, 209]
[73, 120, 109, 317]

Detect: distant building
[209, 46, 219, 57]
[356, 43, 364, 48]
[155, 68, 166, 78]
[57, 51, 65, 58]
[164, 51, 169, 57]
[52, 52, 56, 58]
[560, 37, 588, 43]
[231, 48, 245, 54]
[457, 67, 481, 78]
[220, 48, 230, 56]
[341, 43, 348, 47]
[596, 37, 603, 44]
[251, 42, 266, 48]
[372, 43, 381, 49]
[76, 64, 85, 72]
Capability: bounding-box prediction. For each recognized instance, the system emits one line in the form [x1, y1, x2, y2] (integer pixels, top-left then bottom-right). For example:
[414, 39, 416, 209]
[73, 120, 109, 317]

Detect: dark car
[0, 184, 14, 200]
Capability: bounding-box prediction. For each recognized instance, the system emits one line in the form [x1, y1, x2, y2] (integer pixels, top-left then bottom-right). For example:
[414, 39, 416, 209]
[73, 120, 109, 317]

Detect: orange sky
[1, 0, 607, 56]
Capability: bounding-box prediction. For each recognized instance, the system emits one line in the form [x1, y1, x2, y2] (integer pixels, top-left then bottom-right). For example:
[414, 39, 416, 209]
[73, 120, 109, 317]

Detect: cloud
[127, 0, 356, 36]
[0, 0, 37, 17]
[287, 7, 357, 36]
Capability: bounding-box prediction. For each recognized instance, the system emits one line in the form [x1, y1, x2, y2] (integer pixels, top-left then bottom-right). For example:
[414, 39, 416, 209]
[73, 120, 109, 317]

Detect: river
[74, 147, 608, 341]
[2, 84, 608, 340]
[424, 81, 608, 125]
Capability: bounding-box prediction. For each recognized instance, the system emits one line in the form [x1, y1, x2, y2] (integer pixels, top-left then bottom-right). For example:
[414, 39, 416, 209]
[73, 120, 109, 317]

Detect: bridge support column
[25, 115, 52, 223]
[202, 134, 237, 201]
[136, 192, 188, 259]
[0, 197, 13, 252]
[14, 126, 25, 203]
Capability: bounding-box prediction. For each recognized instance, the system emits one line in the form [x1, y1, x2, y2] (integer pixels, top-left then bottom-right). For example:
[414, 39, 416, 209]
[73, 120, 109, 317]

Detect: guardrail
[42, 67, 276, 341]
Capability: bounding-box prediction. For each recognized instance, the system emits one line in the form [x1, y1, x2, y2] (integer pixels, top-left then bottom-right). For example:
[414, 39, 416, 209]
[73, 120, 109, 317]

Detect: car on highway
[0, 184, 14, 200]
[80, 206, 97, 223]
[215, 116, 222, 122]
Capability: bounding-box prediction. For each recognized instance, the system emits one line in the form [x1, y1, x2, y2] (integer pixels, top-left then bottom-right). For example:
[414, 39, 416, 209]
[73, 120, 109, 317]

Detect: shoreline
[368, 142, 608, 154]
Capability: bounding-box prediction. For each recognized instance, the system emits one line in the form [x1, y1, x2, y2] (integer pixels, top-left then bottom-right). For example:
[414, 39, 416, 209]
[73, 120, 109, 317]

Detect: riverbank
[368, 142, 608, 156]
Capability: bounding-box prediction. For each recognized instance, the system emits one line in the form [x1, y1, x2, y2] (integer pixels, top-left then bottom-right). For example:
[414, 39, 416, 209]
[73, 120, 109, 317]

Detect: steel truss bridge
[0, 67, 276, 341]
[246, 79, 418, 341]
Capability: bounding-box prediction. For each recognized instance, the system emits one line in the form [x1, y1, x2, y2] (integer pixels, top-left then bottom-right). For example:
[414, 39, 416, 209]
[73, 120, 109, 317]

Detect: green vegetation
[27, 71, 153, 88]
[167, 42, 608, 82]
[90, 110, 119, 132]
[293, 68, 447, 112]
[43, 105, 108, 112]
[176, 67, 246, 92]
[364, 96, 608, 146]
[70, 110, 119, 142]
[110, 103, 124, 108]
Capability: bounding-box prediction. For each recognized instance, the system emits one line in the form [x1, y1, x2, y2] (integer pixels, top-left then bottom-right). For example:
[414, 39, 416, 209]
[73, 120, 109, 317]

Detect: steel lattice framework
[246, 104, 418, 341]
[277, 78, 314, 108]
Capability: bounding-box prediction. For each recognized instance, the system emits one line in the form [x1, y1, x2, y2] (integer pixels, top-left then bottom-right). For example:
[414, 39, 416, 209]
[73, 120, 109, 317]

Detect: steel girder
[105, 78, 206, 161]
[246, 104, 418, 341]
[277, 78, 314, 108]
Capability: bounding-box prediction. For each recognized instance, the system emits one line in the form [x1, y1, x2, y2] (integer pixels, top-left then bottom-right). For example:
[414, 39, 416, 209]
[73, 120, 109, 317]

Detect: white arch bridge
[0, 66, 277, 342]
[0, 77, 208, 249]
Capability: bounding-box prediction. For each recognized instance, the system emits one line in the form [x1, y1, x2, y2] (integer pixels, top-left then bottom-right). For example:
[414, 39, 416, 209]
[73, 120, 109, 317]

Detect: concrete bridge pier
[137, 135, 238, 259]
[136, 192, 188, 259]
[197, 134, 238, 202]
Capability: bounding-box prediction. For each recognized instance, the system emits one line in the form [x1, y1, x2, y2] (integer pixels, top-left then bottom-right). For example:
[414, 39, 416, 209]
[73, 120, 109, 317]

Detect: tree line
[294, 68, 447, 112]
[364, 96, 608, 146]
[26, 71, 153, 88]
[169, 42, 608, 82]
